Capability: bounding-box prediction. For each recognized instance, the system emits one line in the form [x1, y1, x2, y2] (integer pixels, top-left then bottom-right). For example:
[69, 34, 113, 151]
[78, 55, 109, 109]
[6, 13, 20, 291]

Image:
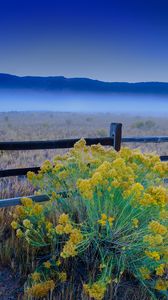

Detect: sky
[0, 0, 168, 82]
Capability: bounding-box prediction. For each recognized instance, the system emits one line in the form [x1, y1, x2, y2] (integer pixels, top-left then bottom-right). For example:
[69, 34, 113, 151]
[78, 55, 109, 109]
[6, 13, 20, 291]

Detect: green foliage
[11, 141, 168, 299]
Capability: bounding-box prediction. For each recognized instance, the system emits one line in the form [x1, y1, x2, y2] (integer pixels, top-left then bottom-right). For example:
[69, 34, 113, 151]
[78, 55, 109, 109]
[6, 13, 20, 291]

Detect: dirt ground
[0, 266, 24, 300]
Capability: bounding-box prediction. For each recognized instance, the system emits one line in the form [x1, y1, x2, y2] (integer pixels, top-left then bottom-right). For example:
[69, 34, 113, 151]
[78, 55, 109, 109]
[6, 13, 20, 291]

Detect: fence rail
[0, 194, 50, 208]
[0, 122, 168, 208]
[0, 137, 115, 151]
[122, 136, 168, 143]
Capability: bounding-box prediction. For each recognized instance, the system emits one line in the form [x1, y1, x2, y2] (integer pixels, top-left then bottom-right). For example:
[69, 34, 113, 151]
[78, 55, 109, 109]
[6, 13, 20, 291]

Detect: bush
[132, 120, 156, 130]
[11, 140, 168, 299]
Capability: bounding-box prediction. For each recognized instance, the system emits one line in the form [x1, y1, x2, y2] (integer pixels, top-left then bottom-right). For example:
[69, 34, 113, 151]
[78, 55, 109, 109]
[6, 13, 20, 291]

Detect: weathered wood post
[110, 123, 122, 151]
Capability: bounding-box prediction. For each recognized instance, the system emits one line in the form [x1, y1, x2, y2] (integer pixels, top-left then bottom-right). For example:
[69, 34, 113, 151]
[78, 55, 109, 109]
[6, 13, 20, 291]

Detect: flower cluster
[11, 140, 168, 299]
[143, 234, 163, 247]
[148, 220, 167, 235]
[55, 213, 83, 258]
[145, 250, 160, 261]
[97, 214, 115, 227]
[155, 279, 168, 291]
[83, 281, 107, 300]
[26, 280, 55, 297]
[132, 218, 139, 228]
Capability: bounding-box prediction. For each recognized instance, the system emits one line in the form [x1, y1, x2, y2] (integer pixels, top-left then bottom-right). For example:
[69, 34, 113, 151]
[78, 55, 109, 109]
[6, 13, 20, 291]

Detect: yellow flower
[11, 221, 18, 229]
[64, 223, 73, 234]
[139, 267, 150, 280]
[120, 147, 133, 159]
[96, 161, 111, 177]
[160, 209, 168, 220]
[15, 205, 25, 217]
[74, 138, 86, 149]
[98, 219, 106, 226]
[61, 241, 77, 258]
[46, 222, 53, 231]
[58, 213, 69, 225]
[155, 264, 165, 276]
[112, 180, 120, 188]
[55, 224, 64, 235]
[155, 279, 168, 291]
[83, 281, 106, 300]
[23, 219, 32, 229]
[152, 234, 163, 245]
[143, 234, 163, 246]
[52, 163, 64, 173]
[112, 158, 125, 169]
[59, 170, 68, 179]
[26, 280, 55, 297]
[32, 272, 41, 281]
[16, 228, 23, 238]
[108, 216, 115, 226]
[101, 214, 107, 221]
[32, 203, 43, 215]
[145, 251, 160, 261]
[40, 160, 53, 173]
[36, 173, 43, 180]
[44, 261, 51, 269]
[69, 229, 83, 244]
[51, 191, 57, 199]
[91, 172, 103, 186]
[98, 214, 115, 227]
[77, 179, 93, 200]
[125, 183, 144, 200]
[27, 171, 35, 181]
[139, 193, 156, 206]
[132, 218, 139, 228]
[148, 220, 167, 235]
[154, 161, 168, 177]
[147, 186, 168, 207]
[21, 197, 33, 207]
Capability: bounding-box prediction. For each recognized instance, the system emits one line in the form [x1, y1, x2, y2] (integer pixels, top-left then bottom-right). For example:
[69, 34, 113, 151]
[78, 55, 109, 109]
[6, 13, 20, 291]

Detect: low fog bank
[0, 89, 168, 116]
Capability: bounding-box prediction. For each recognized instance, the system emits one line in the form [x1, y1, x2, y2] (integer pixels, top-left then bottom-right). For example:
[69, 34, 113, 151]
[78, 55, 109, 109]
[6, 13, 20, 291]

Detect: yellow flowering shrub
[83, 281, 107, 300]
[11, 140, 168, 299]
[26, 280, 55, 297]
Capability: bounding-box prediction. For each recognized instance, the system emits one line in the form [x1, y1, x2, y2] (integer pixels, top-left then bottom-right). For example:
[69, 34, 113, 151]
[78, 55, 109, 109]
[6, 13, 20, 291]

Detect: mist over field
[0, 89, 168, 116]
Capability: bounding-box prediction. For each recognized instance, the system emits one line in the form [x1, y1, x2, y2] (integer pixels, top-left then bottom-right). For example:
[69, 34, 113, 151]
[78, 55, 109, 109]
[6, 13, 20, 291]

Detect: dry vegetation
[0, 112, 167, 300]
[0, 112, 167, 200]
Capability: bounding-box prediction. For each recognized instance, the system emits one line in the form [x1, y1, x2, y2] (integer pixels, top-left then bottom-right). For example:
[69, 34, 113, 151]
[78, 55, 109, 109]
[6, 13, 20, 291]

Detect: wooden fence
[0, 122, 167, 208]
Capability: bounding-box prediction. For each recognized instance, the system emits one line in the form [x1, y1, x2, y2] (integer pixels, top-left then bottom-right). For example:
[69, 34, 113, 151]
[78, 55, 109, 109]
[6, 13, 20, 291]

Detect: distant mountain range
[0, 73, 168, 95]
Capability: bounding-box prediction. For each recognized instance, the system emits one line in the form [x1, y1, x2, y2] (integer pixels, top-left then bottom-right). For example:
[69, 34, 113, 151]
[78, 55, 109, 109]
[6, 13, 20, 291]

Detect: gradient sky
[0, 0, 168, 82]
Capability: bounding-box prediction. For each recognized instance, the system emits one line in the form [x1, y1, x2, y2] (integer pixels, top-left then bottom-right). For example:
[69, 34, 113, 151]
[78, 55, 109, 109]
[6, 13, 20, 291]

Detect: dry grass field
[0, 111, 167, 200]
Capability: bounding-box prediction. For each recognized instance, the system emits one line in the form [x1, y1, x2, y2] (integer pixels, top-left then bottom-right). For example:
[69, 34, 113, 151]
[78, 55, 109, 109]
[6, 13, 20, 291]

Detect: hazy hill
[0, 73, 168, 95]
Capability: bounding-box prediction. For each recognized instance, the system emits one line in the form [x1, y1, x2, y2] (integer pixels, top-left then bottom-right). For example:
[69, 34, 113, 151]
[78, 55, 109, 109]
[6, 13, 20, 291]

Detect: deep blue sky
[0, 0, 168, 82]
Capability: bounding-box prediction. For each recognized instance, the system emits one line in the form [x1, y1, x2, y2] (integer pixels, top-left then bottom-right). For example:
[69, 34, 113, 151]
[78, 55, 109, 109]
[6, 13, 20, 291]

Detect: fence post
[110, 123, 122, 151]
